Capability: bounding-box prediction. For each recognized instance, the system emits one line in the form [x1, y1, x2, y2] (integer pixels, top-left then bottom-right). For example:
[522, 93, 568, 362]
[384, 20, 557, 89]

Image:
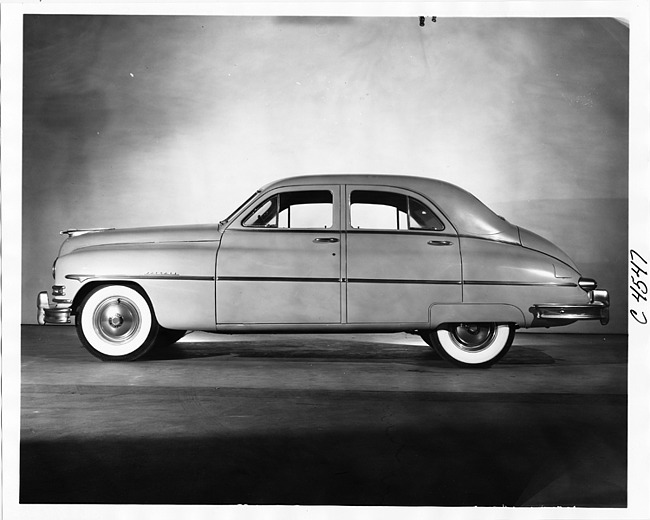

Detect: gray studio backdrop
[22, 16, 628, 333]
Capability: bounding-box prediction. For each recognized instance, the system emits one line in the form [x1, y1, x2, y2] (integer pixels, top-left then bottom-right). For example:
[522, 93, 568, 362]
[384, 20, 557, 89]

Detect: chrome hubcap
[451, 323, 496, 353]
[108, 314, 124, 328]
[93, 297, 141, 344]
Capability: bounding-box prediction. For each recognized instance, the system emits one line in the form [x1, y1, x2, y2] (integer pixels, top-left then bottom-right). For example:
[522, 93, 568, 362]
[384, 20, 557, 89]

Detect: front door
[216, 186, 342, 324]
[344, 185, 462, 325]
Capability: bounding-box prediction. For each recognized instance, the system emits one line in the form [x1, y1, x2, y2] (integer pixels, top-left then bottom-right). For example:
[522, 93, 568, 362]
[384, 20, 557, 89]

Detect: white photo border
[2, 2, 648, 519]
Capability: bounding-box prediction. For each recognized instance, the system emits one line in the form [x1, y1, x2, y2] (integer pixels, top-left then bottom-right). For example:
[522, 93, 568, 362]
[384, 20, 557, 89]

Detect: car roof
[265, 172, 482, 193]
[260, 174, 519, 240]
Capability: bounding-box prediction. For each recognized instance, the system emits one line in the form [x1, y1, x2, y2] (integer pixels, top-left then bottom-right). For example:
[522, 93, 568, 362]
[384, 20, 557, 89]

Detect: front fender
[57, 242, 218, 330]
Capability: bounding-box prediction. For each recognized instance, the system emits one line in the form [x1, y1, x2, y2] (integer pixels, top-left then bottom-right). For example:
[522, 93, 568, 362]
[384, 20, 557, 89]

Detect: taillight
[578, 277, 598, 292]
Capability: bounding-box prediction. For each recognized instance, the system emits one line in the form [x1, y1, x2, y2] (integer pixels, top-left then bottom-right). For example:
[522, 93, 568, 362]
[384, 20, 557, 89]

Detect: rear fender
[429, 303, 526, 328]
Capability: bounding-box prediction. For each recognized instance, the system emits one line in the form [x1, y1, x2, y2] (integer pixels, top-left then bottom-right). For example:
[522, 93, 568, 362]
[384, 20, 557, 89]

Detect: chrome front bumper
[530, 289, 610, 326]
[37, 291, 72, 325]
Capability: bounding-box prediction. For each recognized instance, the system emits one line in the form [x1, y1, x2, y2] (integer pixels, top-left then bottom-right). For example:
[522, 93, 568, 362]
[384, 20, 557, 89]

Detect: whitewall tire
[76, 285, 159, 361]
[428, 323, 515, 368]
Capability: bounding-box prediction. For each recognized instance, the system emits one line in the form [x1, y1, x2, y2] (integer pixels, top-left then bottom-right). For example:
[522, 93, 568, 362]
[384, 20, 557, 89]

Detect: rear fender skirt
[429, 303, 526, 329]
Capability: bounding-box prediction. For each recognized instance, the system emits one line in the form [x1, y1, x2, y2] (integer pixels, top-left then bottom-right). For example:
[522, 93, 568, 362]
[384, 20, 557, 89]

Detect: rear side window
[407, 197, 445, 230]
[350, 190, 444, 231]
[243, 190, 333, 229]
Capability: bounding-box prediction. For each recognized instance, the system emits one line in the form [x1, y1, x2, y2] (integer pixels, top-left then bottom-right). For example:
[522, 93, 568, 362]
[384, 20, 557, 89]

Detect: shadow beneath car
[500, 347, 556, 365]
[145, 339, 437, 362]
[145, 337, 556, 365]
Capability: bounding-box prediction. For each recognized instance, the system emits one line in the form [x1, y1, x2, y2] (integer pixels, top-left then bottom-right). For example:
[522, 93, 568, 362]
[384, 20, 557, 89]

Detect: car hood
[518, 226, 578, 271]
[58, 224, 223, 256]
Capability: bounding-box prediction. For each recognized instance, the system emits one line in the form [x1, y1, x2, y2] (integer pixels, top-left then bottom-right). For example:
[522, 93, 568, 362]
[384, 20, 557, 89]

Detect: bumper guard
[37, 291, 72, 325]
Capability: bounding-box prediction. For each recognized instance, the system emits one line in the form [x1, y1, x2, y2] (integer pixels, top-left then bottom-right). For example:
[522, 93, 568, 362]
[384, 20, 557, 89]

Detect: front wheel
[76, 285, 160, 361]
[426, 323, 515, 368]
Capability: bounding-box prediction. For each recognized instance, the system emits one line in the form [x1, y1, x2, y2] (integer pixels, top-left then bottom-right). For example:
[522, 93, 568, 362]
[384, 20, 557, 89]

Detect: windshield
[219, 191, 260, 225]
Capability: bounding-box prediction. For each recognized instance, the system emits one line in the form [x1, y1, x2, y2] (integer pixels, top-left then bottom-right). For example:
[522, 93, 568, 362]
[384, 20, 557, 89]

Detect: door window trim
[233, 186, 340, 231]
[345, 186, 448, 233]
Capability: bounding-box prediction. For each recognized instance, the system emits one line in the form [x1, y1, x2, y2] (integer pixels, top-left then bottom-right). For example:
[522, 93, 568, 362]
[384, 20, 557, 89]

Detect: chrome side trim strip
[66, 274, 215, 282]
[465, 280, 577, 287]
[217, 277, 461, 285]
[218, 276, 340, 283]
[348, 278, 461, 285]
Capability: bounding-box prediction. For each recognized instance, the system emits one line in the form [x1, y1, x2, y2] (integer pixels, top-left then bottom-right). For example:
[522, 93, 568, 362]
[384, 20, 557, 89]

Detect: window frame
[347, 188, 446, 233]
[238, 187, 339, 231]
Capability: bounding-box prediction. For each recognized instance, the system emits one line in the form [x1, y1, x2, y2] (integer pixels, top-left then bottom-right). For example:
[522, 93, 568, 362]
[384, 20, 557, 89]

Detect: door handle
[427, 240, 453, 246]
[313, 237, 339, 243]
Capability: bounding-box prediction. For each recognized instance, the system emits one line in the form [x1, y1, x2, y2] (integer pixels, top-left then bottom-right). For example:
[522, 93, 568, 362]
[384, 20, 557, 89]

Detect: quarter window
[350, 190, 444, 231]
[243, 190, 333, 229]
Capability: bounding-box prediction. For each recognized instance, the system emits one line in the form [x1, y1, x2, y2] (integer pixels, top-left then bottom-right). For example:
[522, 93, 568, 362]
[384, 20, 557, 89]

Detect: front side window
[349, 190, 444, 231]
[243, 190, 333, 229]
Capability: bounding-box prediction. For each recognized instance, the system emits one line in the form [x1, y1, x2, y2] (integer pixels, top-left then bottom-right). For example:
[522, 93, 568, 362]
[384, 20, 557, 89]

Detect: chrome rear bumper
[37, 291, 72, 325]
[530, 289, 610, 326]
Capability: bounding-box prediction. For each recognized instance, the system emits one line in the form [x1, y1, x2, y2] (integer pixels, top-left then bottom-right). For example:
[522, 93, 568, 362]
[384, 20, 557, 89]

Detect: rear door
[344, 185, 462, 325]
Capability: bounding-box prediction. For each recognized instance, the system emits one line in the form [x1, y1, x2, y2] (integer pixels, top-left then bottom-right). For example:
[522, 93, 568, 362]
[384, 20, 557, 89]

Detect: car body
[37, 174, 609, 367]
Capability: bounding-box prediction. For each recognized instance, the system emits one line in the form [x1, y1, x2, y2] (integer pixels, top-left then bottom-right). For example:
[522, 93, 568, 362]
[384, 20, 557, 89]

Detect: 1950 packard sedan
[37, 175, 609, 367]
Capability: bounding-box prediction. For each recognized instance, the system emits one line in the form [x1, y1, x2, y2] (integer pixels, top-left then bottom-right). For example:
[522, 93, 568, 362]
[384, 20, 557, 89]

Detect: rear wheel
[76, 285, 159, 361]
[426, 322, 515, 368]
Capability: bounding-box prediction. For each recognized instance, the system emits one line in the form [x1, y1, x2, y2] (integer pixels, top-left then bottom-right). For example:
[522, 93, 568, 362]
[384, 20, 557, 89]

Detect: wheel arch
[71, 278, 214, 330]
[72, 280, 152, 316]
